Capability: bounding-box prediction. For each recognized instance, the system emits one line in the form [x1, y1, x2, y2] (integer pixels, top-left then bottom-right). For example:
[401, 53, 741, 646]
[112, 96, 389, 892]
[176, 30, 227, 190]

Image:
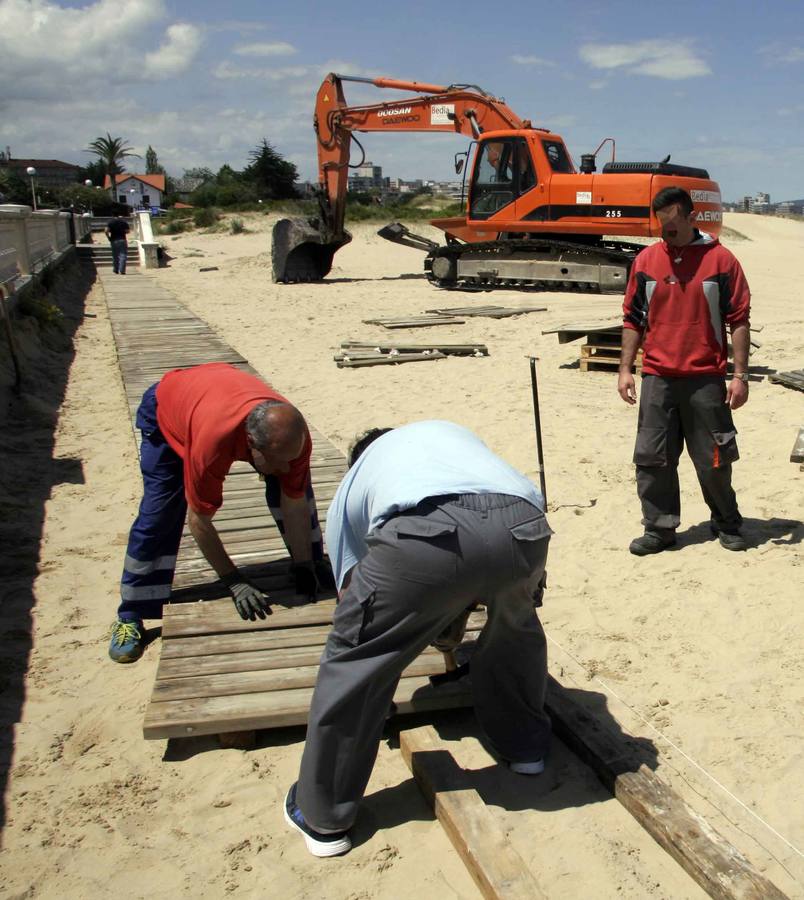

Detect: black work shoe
[711, 526, 747, 551]
[629, 530, 676, 556]
[284, 783, 351, 857]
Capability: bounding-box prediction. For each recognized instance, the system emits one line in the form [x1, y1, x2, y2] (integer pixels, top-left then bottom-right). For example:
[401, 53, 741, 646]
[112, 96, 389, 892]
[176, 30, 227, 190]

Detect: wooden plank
[157, 630, 482, 679]
[769, 371, 804, 392]
[153, 654, 449, 702]
[341, 341, 487, 353]
[400, 726, 547, 900]
[143, 674, 475, 739]
[580, 357, 642, 373]
[162, 598, 336, 637]
[545, 676, 788, 900]
[337, 351, 447, 368]
[362, 316, 466, 328]
[791, 426, 804, 463]
[160, 625, 337, 659]
[425, 305, 546, 318]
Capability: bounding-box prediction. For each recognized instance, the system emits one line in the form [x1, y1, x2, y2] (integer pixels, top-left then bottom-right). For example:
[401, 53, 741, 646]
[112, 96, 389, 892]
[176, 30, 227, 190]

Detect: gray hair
[245, 400, 286, 448]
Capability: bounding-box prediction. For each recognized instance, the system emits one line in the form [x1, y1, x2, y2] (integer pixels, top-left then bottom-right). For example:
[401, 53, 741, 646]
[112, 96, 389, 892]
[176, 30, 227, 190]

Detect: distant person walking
[105, 215, 130, 275]
[618, 187, 752, 555]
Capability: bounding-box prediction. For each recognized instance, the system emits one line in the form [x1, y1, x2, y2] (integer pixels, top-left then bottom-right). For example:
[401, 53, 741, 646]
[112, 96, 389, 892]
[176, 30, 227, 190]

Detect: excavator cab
[469, 137, 536, 219]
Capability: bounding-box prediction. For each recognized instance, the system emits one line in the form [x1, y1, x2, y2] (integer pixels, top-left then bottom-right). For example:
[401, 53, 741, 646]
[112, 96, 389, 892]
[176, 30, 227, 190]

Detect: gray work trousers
[296, 492, 552, 833]
[634, 375, 742, 532]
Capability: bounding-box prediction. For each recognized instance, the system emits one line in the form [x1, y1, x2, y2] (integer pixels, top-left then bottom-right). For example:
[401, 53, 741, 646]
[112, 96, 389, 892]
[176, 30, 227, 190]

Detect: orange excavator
[272, 73, 723, 292]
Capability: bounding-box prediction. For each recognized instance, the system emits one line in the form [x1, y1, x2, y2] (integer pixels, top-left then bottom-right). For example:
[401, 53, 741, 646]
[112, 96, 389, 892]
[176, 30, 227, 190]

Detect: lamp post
[26, 166, 37, 211]
[84, 179, 94, 216]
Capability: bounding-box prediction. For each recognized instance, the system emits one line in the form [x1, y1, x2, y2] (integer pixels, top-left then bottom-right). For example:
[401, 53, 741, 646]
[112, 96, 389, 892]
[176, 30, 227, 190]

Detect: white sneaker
[509, 759, 545, 775]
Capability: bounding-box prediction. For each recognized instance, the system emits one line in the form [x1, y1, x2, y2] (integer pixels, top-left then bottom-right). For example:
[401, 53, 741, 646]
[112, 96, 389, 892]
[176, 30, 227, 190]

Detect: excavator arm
[273, 73, 531, 282]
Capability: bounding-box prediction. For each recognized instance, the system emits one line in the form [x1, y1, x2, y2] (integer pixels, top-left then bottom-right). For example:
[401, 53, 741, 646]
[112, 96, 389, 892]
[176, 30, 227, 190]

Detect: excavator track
[424, 237, 646, 293]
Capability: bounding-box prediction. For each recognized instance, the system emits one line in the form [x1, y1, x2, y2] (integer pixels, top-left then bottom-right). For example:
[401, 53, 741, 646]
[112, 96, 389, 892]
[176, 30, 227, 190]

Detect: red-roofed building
[103, 173, 167, 210]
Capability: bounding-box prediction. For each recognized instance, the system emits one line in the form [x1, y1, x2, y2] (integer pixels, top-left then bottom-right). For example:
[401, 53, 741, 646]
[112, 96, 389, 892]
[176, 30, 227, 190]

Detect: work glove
[222, 571, 272, 621]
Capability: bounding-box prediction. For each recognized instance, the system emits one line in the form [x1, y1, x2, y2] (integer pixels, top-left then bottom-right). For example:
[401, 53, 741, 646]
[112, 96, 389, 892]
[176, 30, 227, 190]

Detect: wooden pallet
[362, 315, 465, 328]
[144, 600, 485, 739]
[769, 368, 804, 393]
[424, 305, 546, 319]
[335, 341, 489, 368]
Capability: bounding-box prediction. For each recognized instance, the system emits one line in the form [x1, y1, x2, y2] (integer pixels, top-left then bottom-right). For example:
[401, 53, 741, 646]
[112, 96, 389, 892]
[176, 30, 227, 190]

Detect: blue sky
[1, 0, 803, 200]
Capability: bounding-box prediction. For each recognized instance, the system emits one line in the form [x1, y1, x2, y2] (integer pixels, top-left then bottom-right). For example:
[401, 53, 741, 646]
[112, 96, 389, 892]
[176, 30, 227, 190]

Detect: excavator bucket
[271, 218, 351, 283]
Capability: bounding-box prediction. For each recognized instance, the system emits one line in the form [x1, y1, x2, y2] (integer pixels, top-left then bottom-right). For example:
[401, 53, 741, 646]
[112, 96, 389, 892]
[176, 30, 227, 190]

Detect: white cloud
[510, 54, 555, 67]
[0, 0, 200, 95]
[579, 39, 711, 80]
[235, 41, 297, 57]
[213, 62, 309, 81]
[144, 23, 202, 78]
[759, 42, 804, 64]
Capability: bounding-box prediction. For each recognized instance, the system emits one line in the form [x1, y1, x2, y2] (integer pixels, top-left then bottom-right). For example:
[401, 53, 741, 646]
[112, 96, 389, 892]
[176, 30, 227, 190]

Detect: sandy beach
[0, 211, 801, 898]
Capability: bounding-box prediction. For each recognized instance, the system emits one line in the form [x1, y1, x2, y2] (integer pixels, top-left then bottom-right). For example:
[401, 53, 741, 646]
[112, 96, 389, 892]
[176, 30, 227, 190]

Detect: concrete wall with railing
[131, 210, 159, 269]
[0, 205, 92, 294]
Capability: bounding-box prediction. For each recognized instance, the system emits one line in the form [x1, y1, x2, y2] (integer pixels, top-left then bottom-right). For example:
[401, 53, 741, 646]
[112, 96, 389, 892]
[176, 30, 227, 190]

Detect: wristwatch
[732, 373, 749, 382]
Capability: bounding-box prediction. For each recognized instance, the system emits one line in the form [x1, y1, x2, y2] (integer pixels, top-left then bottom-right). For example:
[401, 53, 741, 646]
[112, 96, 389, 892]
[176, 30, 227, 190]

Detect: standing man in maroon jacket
[618, 187, 751, 555]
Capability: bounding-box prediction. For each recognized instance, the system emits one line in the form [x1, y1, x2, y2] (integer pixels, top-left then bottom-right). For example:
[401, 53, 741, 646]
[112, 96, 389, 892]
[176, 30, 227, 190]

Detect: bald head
[245, 400, 307, 474]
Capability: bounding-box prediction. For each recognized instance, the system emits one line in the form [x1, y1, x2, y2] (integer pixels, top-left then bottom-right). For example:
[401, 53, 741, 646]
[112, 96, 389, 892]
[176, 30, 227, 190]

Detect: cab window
[541, 140, 573, 174]
[470, 138, 536, 219]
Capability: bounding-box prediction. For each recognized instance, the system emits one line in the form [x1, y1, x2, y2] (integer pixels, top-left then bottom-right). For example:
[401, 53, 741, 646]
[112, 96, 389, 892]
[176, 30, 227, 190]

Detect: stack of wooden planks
[335, 340, 489, 368]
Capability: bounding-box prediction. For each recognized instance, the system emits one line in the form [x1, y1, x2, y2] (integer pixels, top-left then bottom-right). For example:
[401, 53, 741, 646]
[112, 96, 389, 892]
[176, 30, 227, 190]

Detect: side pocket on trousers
[633, 426, 668, 467]
[510, 515, 551, 595]
[331, 581, 375, 648]
[711, 429, 739, 467]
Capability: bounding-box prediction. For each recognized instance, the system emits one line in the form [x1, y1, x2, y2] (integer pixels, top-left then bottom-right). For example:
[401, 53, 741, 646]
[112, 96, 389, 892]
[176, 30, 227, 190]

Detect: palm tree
[85, 134, 141, 201]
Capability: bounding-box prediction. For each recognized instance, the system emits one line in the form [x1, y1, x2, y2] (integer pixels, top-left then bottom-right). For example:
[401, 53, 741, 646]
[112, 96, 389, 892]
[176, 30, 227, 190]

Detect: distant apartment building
[0, 148, 81, 191]
[743, 191, 771, 213]
[348, 161, 385, 192]
[777, 200, 803, 215]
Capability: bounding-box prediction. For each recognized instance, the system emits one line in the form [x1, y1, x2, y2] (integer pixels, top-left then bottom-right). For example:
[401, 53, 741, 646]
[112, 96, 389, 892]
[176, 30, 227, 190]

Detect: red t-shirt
[622, 235, 751, 377]
[155, 363, 311, 515]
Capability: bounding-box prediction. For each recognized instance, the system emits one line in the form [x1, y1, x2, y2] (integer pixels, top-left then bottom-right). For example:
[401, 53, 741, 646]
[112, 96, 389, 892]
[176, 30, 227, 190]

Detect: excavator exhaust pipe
[272, 218, 352, 283]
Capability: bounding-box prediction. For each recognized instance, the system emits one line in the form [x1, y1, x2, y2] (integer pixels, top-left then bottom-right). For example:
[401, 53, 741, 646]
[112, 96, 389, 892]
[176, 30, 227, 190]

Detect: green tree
[0, 168, 31, 204]
[183, 167, 214, 182]
[85, 133, 141, 200]
[78, 159, 107, 188]
[145, 145, 165, 175]
[242, 139, 298, 199]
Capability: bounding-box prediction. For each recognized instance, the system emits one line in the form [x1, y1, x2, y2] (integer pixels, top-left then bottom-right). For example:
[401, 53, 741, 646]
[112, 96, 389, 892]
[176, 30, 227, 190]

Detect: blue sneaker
[108, 618, 144, 663]
[284, 783, 351, 857]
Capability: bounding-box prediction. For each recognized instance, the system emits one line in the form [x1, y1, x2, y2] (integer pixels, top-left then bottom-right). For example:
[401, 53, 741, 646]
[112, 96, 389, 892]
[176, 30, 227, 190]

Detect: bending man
[109, 362, 332, 663]
[285, 420, 552, 857]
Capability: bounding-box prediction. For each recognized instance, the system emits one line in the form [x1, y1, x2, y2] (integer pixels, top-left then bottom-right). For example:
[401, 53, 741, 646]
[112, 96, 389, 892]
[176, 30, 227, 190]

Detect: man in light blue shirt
[285, 421, 553, 857]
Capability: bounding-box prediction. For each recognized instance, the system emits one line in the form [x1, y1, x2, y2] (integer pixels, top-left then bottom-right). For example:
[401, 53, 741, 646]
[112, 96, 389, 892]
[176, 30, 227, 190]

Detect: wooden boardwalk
[97, 269, 474, 739]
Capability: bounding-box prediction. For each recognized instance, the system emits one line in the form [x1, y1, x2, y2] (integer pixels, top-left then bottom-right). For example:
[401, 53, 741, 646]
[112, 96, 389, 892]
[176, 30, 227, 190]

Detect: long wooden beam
[544, 677, 788, 900]
[400, 725, 547, 900]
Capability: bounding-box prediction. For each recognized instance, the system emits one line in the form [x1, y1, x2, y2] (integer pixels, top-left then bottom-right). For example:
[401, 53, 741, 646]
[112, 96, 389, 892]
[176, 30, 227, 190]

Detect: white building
[103, 173, 166, 210]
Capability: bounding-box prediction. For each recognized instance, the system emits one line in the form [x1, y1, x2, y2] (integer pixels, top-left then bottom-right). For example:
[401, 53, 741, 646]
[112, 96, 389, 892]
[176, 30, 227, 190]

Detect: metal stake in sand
[528, 356, 547, 506]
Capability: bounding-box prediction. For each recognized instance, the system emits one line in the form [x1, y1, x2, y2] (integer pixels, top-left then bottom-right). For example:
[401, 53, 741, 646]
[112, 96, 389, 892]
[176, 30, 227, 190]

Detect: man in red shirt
[618, 187, 751, 555]
[109, 363, 332, 663]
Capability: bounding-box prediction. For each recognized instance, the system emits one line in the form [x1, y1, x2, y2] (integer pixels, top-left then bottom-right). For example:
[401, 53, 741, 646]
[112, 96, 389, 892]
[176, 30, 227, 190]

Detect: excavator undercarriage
[379, 223, 644, 293]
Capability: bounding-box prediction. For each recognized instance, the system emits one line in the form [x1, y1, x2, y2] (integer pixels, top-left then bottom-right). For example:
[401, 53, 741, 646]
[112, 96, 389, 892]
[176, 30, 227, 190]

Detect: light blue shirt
[325, 420, 545, 588]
